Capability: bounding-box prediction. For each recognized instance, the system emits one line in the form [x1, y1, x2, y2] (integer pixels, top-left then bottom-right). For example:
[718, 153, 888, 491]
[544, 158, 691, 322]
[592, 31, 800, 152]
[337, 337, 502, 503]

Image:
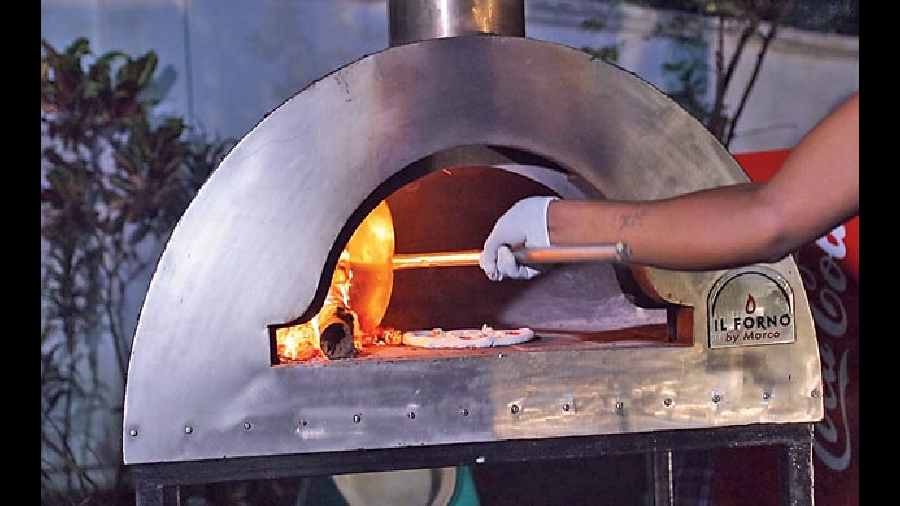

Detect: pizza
[402, 325, 535, 349]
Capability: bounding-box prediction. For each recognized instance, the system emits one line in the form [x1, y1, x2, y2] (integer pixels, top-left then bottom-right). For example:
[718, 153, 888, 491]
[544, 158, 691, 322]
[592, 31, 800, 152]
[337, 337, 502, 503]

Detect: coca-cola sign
[799, 226, 858, 488]
[717, 150, 859, 506]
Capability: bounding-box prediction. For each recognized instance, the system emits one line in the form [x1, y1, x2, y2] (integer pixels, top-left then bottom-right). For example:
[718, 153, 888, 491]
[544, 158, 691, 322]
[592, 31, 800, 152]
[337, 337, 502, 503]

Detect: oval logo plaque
[707, 266, 795, 349]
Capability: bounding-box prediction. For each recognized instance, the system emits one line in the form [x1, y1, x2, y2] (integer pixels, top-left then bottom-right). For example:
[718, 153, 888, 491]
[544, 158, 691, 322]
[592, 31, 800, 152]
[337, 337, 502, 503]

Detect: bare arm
[548, 93, 859, 270]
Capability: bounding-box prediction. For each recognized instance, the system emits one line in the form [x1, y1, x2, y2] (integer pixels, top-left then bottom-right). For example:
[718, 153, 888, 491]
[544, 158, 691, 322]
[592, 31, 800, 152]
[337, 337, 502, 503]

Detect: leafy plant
[41, 37, 232, 503]
[580, 0, 625, 63]
[582, 44, 622, 63]
[645, 1, 798, 145]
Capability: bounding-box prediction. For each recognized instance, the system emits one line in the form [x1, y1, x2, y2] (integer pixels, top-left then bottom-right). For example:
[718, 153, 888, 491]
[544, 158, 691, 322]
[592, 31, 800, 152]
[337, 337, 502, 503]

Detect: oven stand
[131, 422, 814, 506]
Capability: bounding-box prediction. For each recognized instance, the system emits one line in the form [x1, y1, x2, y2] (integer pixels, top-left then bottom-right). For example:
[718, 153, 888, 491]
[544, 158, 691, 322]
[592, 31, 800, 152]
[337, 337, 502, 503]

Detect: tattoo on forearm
[617, 206, 647, 231]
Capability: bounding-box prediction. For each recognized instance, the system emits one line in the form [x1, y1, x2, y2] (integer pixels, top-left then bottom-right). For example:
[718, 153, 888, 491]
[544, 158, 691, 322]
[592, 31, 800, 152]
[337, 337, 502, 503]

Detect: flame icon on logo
[745, 294, 756, 314]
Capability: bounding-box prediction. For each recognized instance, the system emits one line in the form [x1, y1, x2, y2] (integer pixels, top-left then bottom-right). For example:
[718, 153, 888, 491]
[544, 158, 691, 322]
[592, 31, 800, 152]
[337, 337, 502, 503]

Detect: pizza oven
[124, 1, 823, 503]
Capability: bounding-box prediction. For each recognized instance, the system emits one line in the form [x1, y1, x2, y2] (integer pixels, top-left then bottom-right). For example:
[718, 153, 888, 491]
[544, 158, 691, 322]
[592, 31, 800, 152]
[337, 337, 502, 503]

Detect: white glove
[479, 196, 557, 281]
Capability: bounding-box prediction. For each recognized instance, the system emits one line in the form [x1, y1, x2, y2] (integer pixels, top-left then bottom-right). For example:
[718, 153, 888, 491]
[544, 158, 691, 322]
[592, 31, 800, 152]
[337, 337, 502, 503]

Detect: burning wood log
[319, 305, 357, 359]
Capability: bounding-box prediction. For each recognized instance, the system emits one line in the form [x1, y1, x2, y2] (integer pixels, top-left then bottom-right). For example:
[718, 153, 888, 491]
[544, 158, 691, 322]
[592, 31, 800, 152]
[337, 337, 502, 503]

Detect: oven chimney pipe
[388, 0, 525, 47]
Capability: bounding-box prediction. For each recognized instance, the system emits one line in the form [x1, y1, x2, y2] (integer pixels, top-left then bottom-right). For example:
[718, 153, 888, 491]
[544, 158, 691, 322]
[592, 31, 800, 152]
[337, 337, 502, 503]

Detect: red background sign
[733, 150, 859, 282]
[711, 150, 859, 505]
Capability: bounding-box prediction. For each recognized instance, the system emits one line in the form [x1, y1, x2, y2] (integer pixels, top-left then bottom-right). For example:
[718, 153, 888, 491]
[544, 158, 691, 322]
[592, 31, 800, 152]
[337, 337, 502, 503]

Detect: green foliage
[581, 44, 621, 63]
[581, 17, 607, 31]
[652, 12, 708, 46]
[578, 1, 625, 63]
[646, 1, 802, 143]
[651, 13, 712, 125]
[41, 37, 233, 501]
[662, 58, 711, 122]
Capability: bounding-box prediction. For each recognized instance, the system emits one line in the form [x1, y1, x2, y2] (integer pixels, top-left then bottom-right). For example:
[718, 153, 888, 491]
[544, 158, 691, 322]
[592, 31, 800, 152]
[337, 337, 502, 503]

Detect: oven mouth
[268, 147, 693, 366]
[278, 145, 575, 332]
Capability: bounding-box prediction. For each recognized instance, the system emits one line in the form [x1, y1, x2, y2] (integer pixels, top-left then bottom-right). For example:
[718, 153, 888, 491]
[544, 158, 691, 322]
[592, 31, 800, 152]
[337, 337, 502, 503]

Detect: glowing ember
[275, 265, 355, 361]
[275, 319, 322, 361]
[371, 327, 404, 346]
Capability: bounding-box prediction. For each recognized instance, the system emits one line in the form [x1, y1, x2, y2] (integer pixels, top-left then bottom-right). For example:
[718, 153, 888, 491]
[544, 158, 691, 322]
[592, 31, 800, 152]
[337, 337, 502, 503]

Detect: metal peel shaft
[388, 243, 630, 270]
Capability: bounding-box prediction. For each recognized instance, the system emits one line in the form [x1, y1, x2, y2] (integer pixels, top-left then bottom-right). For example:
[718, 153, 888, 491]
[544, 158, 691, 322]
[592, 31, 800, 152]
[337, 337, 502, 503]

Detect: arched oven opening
[269, 147, 692, 365]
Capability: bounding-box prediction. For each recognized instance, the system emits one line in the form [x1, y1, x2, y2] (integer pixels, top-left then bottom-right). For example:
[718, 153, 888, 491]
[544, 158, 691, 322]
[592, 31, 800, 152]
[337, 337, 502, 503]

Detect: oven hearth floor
[277, 324, 687, 366]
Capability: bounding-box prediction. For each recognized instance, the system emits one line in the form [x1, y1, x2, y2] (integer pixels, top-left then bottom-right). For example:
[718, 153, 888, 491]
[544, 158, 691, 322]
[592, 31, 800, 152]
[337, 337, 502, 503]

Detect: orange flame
[275, 265, 354, 362]
[275, 201, 395, 363]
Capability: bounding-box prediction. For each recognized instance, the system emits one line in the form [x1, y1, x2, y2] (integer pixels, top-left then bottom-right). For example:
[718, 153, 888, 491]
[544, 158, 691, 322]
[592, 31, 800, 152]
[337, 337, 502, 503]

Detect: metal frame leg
[779, 431, 814, 506]
[649, 450, 674, 506]
[136, 481, 181, 506]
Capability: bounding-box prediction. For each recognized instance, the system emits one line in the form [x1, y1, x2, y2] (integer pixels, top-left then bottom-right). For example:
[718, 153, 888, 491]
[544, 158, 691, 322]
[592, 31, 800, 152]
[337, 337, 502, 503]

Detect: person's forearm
[547, 184, 786, 270]
[548, 93, 858, 271]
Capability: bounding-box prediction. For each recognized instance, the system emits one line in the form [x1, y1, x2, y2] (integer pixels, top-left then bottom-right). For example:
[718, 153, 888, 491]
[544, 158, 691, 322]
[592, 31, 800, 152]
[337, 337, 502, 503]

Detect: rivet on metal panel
[663, 398, 673, 407]
[353, 414, 362, 424]
[458, 408, 469, 417]
[810, 389, 820, 399]
[562, 403, 571, 412]
[243, 422, 252, 431]
[763, 391, 772, 401]
[510, 403, 520, 415]
[129, 429, 138, 437]
[407, 411, 416, 420]
[712, 393, 722, 404]
[184, 426, 193, 434]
